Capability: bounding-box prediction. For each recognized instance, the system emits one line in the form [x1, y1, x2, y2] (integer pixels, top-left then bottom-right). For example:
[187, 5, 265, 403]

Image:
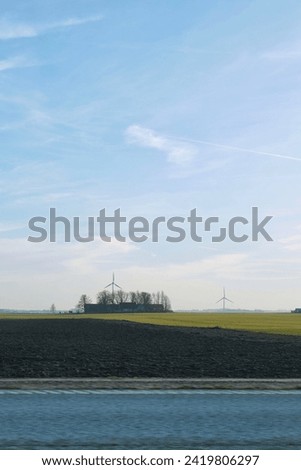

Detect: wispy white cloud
[262, 43, 301, 61]
[124, 253, 249, 281]
[125, 125, 197, 166]
[123, 250, 301, 283]
[0, 238, 136, 278]
[0, 22, 35, 40]
[126, 125, 301, 168]
[0, 237, 136, 309]
[0, 56, 36, 72]
[279, 229, 301, 251]
[0, 222, 25, 233]
[0, 15, 103, 40]
[50, 16, 103, 28]
[168, 136, 301, 163]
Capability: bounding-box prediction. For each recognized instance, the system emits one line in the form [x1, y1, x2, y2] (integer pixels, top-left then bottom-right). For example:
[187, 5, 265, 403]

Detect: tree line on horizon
[77, 290, 171, 312]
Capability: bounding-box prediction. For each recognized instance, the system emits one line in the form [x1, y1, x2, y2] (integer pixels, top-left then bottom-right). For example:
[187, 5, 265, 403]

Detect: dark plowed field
[0, 319, 301, 378]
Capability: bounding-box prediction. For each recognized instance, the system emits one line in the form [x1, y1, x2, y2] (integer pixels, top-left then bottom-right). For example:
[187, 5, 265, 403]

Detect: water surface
[0, 390, 300, 449]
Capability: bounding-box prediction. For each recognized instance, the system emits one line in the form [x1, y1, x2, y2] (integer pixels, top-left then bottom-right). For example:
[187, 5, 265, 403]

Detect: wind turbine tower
[216, 288, 233, 311]
[104, 273, 122, 297]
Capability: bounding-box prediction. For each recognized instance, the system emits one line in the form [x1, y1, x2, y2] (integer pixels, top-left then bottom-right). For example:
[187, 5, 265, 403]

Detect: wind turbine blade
[216, 298, 223, 303]
[104, 283, 112, 289]
[114, 283, 122, 289]
[225, 298, 233, 303]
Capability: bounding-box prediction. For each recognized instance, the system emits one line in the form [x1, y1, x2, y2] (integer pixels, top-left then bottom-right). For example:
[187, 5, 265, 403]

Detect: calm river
[0, 390, 300, 449]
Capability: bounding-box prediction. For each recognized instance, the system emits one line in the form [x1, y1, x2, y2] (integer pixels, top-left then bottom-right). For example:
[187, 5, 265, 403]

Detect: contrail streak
[168, 136, 301, 162]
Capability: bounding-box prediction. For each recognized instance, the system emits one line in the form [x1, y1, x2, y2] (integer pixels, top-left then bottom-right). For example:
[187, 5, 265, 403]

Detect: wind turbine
[104, 273, 122, 297]
[216, 287, 233, 311]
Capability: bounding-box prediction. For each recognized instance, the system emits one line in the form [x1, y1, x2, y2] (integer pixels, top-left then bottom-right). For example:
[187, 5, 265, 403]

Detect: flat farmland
[94, 313, 301, 336]
[0, 312, 301, 336]
[0, 317, 301, 378]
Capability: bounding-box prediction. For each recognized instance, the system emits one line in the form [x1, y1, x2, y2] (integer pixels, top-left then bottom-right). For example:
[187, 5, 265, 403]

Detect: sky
[1, 0, 301, 311]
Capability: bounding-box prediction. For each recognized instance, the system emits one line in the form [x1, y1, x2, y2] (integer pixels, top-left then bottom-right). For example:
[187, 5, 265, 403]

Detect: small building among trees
[84, 302, 164, 314]
[78, 290, 171, 314]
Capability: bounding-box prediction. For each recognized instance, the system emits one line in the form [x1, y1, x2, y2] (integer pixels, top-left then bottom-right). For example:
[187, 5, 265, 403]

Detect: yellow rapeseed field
[95, 312, 301, 336]
[0, 312, 301, 336]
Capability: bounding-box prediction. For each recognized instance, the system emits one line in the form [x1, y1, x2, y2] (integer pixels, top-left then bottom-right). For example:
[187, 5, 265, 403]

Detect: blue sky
[1, 0, 301, 310]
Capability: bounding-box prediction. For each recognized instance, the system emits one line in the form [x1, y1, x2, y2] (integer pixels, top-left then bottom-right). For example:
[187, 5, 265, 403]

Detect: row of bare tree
[77, 290, 171, 312]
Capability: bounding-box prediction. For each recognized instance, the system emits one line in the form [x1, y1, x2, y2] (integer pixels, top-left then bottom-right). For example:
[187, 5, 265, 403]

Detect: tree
[50, 303, 56, 314]
[96, 290, 113, 305]
[115, 290, 129, 304]
[140, 291, 152, 305]
[74, 287, 172, 312]
[135, 291, 148, 304]
[161, 291, 171, 312]
[129, 291, 138, 303]
[77, 294, 92, 313]
[152, 291, 161, 304]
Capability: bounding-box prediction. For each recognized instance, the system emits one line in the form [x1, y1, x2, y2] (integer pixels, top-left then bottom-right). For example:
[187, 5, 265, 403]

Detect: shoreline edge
[0, 378, 301, 390]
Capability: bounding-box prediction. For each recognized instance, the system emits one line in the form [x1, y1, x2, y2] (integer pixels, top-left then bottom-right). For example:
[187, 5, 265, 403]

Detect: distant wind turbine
[216, 288, 233, 311]
[104, 273, 122, 297]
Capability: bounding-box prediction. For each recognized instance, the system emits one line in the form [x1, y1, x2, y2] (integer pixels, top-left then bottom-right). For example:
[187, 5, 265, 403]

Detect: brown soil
[0, 318, 301, 378]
